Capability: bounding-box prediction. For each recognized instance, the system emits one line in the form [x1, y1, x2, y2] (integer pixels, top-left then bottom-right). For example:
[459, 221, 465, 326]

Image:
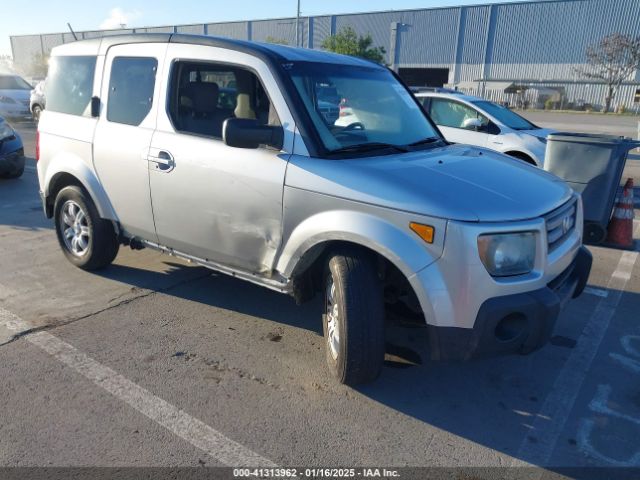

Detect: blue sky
[1, 0, 530, 57]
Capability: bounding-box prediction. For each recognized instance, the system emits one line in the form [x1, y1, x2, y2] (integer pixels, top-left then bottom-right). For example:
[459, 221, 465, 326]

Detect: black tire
[53, 185, 119, 270]
[32, 105, 42, 123]
[0, 166, 24, 179]
[323, 248, 385, 385]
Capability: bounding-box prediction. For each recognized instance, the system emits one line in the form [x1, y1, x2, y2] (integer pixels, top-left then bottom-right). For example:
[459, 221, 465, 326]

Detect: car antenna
[67, 23, 78, 41]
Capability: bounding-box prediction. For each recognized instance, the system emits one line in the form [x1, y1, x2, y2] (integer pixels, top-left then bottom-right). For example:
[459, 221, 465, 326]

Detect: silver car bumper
[407, 195, 588, 359]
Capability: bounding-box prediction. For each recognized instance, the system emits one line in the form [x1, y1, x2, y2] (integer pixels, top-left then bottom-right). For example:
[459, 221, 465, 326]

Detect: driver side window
[168, 61, 280, 139]
[429, 98, 489, 131]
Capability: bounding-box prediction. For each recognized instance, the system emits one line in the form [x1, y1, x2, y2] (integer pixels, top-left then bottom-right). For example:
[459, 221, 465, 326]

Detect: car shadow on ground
[96, 259, 324, 335]
[91, 254, 639, 469]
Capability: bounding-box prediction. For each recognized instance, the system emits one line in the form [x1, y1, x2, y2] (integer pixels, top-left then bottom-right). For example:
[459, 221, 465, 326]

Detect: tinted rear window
[46, 56, 96, 116]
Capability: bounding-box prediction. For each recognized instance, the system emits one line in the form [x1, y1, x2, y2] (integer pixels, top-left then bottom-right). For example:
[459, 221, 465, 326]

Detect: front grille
[545, 198, 577, 252]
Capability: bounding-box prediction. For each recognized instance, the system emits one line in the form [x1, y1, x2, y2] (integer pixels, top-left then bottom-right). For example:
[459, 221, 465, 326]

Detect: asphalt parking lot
[1, 121, 640, 476]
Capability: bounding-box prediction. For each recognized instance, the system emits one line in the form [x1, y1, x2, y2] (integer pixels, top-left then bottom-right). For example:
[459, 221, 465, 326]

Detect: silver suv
[37, 34, 592, 385]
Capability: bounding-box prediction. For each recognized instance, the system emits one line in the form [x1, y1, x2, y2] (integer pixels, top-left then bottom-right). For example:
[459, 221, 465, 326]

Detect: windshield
[287, 62, 440, 154]
[472, 101, 537, 130]
[0, 75, 32, 90]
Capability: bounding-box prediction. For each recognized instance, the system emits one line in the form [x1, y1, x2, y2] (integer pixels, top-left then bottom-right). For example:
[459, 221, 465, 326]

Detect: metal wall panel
[41, 34, 65, 56]
[335, 11, 400, 56]
[62, 33, 77, 43]
[312, 16, 332, 49]
[9, 35, 42, 71]
[455, 6, 491, 82]
[251, 18, 297, 46]
[8, 0, 640, 107]
[396, 8, 460, 65]
[176, 24, 205, 35]
[82, 28, 134, 39]
[205, 22, 248, 40]
[140, 26, 175, 34]
[488, 0, 640, 80]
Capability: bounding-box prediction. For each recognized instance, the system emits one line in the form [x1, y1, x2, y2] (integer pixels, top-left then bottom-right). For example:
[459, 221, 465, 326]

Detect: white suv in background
[415, 92, 555, 167]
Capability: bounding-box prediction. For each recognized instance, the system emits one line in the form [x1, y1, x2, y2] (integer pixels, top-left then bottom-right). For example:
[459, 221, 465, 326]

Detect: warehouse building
[9, 0, 640, 110]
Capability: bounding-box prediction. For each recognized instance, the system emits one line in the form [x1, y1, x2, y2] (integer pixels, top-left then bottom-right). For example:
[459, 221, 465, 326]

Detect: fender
[276, 209, 446, 281]
[43, 151, 118, 222]
[499, 147, 540, 166]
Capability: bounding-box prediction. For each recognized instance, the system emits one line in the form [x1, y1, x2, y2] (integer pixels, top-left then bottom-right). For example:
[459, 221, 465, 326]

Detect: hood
[286, 144, 572, 222]
[521, 127, 556, 140]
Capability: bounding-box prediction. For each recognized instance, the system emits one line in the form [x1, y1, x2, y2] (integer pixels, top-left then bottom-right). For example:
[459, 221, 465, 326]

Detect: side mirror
[462, 117, 483, 131]
[223, 118, 284, 150]
[90, 96, 100, 118]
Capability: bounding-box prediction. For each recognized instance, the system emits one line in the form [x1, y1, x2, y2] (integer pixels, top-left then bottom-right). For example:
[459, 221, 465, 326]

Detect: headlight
[477, 232, 536, 277]
[0, 121, 14, 141]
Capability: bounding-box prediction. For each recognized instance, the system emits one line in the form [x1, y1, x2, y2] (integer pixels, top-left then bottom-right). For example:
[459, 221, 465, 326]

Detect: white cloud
[99, 7, 142, 30]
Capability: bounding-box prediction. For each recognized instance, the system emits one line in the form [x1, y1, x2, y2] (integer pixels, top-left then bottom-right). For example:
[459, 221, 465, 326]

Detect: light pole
[295, 0, 301, 47]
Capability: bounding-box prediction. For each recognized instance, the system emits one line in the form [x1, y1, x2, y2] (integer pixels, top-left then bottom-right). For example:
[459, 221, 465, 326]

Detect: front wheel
[54, 185, 119, 270]
[0, 166, 24, 179]
[32, 105, 42, 123]
[323, 248, 385, 385]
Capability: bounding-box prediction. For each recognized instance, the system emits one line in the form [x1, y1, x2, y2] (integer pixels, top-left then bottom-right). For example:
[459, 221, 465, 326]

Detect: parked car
[409, 86, 462, 95]
[0, 116, 25, 178]
[38, 35, 591, 385]
[30, 80, 46, 123]
[415, 92, 555, 167]
[0, 73, 32, 120]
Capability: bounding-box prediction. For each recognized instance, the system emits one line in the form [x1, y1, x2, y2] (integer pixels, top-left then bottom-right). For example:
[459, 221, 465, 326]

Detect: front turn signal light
[409, 222, 435, 244]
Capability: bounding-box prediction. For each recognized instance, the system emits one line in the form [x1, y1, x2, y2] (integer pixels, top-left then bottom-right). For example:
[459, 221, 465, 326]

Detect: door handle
[148, 150, 175, 171]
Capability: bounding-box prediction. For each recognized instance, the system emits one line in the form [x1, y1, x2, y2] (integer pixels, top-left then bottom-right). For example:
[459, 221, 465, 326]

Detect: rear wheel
[323, 248, 385, 385]
[54, 185, 119, 270]
[32, 105, 42, 123]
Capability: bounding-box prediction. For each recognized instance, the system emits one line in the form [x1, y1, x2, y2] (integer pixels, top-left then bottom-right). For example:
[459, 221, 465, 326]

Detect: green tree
[321, 26, 386, 64]
[265, 36, 289, 45]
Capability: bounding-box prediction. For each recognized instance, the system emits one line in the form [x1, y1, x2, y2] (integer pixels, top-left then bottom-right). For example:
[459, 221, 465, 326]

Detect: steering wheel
[342, 122, 364, 132]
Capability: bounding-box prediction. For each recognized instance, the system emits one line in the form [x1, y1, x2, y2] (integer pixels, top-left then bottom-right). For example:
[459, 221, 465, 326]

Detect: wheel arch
[43, 156, 117, 221]
[504, 150, 538, 166]
[277, 211, 444, 313]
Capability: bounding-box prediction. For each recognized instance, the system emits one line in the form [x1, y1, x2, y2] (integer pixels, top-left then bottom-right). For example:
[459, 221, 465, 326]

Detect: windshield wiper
[328, 142, 409, 155]
[406, 137, 443, 147]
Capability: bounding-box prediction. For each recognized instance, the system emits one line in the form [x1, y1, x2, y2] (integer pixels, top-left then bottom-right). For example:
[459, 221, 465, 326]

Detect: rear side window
[46, 56, 96, 116]
[107, 57, 158, 126]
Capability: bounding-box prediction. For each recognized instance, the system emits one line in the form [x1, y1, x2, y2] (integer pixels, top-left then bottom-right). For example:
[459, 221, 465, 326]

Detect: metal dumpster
[544, 133, 639, 244]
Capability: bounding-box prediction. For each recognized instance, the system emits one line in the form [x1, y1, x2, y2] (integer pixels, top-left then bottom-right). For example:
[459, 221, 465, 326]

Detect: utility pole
[295, 0, 301, 47]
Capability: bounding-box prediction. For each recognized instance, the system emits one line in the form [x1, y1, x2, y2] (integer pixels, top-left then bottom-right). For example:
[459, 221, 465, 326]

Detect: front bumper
[427, 246, 592, 360]
[0, 104, 31, 119]
[0, 136, 25, 175]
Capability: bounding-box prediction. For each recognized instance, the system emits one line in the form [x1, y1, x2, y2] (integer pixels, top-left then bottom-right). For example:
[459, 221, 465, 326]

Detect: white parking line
[0, 308, 276, 468]
[513, 221, 640, 467]
[583, 287, 609, 298]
